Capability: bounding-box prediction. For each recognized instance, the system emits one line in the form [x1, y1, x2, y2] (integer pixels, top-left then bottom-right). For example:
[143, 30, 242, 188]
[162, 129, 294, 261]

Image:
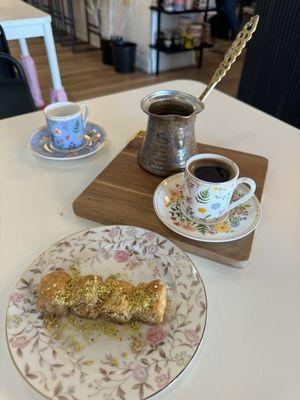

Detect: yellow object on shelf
[180, 33, 194, 49]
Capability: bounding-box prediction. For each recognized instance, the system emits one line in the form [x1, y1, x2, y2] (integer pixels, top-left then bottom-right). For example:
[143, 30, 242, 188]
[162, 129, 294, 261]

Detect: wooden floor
[10, 38, 244, 103]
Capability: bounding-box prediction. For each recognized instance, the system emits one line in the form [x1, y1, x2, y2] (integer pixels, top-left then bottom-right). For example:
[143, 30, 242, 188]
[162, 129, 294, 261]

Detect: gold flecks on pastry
[42, 315, 63, 340]
[71, 275, 103, 319]
[107, 273, 121, 280]
[37, 270, 167, 325]
[37, 270, 71, 316]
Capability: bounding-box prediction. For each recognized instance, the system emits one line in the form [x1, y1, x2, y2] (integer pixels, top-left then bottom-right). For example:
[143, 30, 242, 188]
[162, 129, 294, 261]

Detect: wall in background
[71, 0, 205, 73]
[118, 0, 152, 73]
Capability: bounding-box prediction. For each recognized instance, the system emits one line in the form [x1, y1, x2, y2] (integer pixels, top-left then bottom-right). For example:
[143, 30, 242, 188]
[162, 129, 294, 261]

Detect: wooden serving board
[73, 137, 268, 267]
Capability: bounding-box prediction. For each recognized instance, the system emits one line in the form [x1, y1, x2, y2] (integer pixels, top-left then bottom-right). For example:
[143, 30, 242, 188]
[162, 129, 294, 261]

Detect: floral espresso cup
[44, 101, 89, 150]
[181, 153, 256, 223]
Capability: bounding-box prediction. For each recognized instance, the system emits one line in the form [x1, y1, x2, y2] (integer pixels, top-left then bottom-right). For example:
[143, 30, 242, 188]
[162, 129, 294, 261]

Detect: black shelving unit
[150, 0, 217, 75]
[150, 44, 202, 54]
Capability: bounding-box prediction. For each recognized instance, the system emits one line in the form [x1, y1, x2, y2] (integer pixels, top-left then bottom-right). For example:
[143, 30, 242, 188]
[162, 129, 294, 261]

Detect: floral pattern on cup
[6, 226, 207, 400]
[182, 172, 235, 222]
[46, 117, 85, 150]
[181, 154, 256, 223]
[168, 183, 251, 236]
[44, 102, 89, 150]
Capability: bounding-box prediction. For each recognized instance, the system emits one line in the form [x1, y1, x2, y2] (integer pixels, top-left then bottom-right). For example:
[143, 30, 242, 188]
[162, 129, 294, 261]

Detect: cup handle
[228, 177, 256, 212]
[80, 104, 90, 128]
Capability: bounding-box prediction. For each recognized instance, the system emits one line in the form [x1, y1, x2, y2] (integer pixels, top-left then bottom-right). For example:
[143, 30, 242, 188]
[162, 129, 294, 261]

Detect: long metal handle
[199, 15, 259, 103]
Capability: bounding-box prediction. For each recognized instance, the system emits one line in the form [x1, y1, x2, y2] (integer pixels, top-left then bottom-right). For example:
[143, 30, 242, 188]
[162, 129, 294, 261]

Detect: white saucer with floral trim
[6, 225, 207, 400]
[154, 173, 262, 243]
[28, 122, 107, 160]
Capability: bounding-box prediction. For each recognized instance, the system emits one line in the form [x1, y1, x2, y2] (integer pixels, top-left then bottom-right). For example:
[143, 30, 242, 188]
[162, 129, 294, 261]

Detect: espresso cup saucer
[187, 210, 230, 226]
[153, 172, 262, 243]
[28, 122, 107, 160]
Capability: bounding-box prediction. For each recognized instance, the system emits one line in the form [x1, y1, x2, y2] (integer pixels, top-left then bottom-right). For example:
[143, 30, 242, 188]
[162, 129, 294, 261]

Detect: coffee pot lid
[141, 90, 204, 119]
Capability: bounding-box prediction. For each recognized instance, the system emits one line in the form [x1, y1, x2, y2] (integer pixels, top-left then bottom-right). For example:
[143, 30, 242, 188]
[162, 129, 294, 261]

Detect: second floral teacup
[44, 101, 89, 150]
[181, 153, 256, 223]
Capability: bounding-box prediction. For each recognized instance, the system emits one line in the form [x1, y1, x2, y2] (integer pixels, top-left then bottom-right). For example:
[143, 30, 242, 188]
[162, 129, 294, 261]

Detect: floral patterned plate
[6, 225, 207, 400]
[154, 173, 262, 243]
[28, 122, 107, 160]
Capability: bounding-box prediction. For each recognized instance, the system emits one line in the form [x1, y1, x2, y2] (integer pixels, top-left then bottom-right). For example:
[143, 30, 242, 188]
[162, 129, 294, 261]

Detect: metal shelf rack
[150, 0, 217, 75]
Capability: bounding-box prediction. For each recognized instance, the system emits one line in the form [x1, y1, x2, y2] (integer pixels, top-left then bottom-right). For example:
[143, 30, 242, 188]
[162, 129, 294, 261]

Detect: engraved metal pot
[138, 90, 204, 177]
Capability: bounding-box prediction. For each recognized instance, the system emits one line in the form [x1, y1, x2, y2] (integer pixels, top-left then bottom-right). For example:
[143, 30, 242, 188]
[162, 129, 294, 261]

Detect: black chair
[0, 53, 36, 119]
[0, 25, 16, 79]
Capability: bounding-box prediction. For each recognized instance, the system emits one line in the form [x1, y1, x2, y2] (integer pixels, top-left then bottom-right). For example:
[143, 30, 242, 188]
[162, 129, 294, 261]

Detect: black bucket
[112, 42, 137, 74]
[101, 38, 113, 65]
[101, 37, 122, 65]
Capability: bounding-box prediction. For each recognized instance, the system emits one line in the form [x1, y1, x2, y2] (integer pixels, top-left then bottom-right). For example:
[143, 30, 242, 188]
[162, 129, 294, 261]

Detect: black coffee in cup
[189, 159, 235, 183]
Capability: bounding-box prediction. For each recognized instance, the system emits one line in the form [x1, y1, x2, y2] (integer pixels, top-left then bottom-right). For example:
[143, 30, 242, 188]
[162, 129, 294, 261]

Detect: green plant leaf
[73, 120, 81, 134]
[196, 224, 208, 235]
[195, 188, 210, 204]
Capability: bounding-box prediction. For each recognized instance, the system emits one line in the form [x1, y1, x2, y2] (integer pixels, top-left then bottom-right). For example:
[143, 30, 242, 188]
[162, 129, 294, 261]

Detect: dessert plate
[154, 173, 262, 243]
[6, 226, 207, 400]
[28, 122, 107, 160]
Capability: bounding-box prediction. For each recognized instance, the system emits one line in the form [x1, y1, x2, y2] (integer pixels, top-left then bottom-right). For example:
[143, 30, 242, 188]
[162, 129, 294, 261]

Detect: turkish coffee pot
[138, 16, 259, 177]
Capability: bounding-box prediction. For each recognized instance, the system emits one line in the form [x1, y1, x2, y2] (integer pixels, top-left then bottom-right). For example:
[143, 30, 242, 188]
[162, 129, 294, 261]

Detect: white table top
[0, 80, 299, 400]
[0, 0, 50, 27]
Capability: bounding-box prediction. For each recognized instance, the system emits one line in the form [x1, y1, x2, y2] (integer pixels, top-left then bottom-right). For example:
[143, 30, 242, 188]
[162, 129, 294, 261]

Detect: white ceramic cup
[181, 153, 256, 223]
[44, 101, 89, 150]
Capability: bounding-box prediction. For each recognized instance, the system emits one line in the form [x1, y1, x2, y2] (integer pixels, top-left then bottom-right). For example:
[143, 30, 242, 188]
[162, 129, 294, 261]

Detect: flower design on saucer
[154, 173, 262, 243]
[28, 122, 107, 160]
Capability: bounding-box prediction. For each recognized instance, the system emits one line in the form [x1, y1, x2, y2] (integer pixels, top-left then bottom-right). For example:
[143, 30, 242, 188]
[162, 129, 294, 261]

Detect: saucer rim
[153, 172, 262, 243]
[28, 122, 107, 161]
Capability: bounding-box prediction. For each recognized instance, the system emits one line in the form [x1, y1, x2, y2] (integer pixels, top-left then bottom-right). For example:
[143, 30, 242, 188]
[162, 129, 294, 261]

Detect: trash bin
[101, 37, 122, 65]
[112, 42, 137, 74]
